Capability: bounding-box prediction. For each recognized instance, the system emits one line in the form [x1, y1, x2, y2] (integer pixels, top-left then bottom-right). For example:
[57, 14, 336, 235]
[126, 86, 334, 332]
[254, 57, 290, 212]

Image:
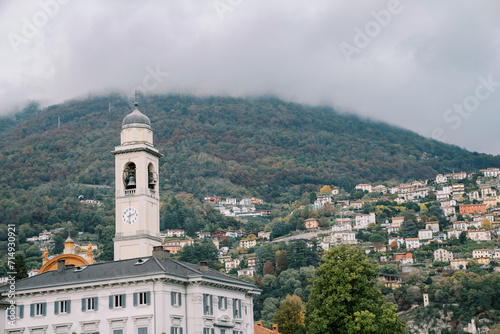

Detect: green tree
[305, 245, 406, 334]
[273, 294, 306, 334]
[14, 253, 28, 280]
[53, 235, 65, 254]
[401, 220, 418, 239]
[369, 233, 385, 244]
[459, 230, 467, 244]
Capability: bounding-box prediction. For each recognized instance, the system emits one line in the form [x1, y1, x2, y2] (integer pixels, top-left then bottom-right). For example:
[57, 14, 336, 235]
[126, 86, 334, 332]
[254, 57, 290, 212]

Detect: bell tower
[112, 102, 163, 261]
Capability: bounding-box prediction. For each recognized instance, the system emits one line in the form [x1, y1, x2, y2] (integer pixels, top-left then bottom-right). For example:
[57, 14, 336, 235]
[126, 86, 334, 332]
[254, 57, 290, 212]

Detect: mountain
[1, 93, 499, 270]
[2, 94, 499, 200]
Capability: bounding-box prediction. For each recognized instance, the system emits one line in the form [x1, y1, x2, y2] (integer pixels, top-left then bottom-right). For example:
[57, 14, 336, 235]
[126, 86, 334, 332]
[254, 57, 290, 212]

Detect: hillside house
[472, 249, 491, 258]
[372, 185, 387, 193]
[467, 229, 491, 241]
[450, 259, 468, 270]
[459, 204, 487, 215]
[434, 248, 453, 262]
[451, 172, 467, 180]
[405, 238, 420, 250]
[436, 174, 448, 184]
[481, 167, 500, 177]
[258, 231, 271, 241]
[418, 229, 433, 240]
[447, 229, 462, 239]
[425, 221, 440, 232]
[394, 252, 413, 264]
[331, 222, 352, 232]
[354, 213, 376, 230]
[355, 184, 372, 192]
[304, 218, 319, 230]
[239, 238, 257, 249]
[388, 237, 405, 248]
[442, 206, 456, 217]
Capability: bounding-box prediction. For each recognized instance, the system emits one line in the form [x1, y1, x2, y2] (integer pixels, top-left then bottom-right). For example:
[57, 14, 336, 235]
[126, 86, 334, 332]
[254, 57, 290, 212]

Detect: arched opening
[148, 163, 157, 190]
[123, 162, 137, 189]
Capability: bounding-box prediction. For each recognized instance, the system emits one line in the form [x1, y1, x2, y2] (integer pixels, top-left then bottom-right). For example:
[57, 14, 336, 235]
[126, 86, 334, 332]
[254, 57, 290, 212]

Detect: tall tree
[14, 253, 28, 280]
[401, 220, 418, 239]
[305, 244, 406, 334]
[273, 294, 306, 334]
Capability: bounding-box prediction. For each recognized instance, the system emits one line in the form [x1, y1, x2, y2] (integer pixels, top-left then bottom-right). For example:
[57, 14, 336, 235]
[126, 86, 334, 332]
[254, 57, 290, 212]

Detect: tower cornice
[111, 147, 163, 158]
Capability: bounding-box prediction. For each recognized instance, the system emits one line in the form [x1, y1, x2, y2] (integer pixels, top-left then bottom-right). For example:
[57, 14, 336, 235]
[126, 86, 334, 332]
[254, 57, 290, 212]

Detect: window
[138, 327, 148, 334]
[81, 297, 98, 311]
[171, 291, 182, 306]
[232, 331, 243, 334]
[220, 330, 226, 334]
[218, 296, 227, 310]
[203, 329, 215, 334]
[113, 330, 123, 334]
[233, 299, 242, 319]
[170, 327, 183, 334]
[30, 302, 46, 317]
[110, 294, 126, 308]
[18, 305, 24, 319]
[54, 300, 71, 314]
[203, 294, 213, 315]
[133, 292, 151, 306]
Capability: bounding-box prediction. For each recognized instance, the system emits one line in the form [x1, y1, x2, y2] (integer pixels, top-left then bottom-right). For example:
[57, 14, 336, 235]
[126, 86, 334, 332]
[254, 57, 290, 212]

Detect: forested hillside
[1, 93, 499, 270]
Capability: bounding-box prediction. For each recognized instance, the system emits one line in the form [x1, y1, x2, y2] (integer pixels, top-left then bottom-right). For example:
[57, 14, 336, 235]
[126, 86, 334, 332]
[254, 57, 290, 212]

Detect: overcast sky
[1, 0, 500, 154]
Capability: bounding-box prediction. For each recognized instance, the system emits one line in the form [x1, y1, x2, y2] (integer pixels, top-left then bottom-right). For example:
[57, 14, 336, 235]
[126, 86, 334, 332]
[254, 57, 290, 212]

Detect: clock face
[122, 206, 138, 225]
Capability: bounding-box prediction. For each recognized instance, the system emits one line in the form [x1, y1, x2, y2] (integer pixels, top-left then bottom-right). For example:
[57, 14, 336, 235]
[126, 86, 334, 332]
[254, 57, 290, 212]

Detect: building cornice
[111, 146, 163, 158]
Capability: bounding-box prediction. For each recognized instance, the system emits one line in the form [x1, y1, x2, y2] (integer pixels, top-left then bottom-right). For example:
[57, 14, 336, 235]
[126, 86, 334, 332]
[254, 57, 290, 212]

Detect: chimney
[256, 321, 263, 327]
[272, 324, 279, 334]
[199, 261, 209, 273]
[57, 259, 65, 272]
[152, 246, 170, 260]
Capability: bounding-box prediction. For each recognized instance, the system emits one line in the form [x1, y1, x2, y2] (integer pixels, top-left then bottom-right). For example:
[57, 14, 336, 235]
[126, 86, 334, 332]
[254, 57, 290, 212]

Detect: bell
[127, 175, 136, 188]
[148, 172, 156, 188]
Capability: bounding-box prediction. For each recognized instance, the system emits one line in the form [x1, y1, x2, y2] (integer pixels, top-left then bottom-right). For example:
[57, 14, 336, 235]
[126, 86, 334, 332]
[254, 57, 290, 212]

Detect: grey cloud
[1, 0, 500, 154]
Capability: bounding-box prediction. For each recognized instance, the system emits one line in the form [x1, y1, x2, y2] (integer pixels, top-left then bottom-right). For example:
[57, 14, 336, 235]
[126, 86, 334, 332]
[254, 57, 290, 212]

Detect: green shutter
[209, 295, 213, 315]
[19, 305, 24, 319]
[178, 292, 182, 306]
[67, 300, 71, 314]
[109, 295, 114, 309]
[94, 297, 98, 310]
[146, 292, 151, 305]
[42, 302, 46, 316]
[203, 294, 207, 314]
[233, 299, 236, 317]
[171, 291, 175, 305]
[171, 327, 175, 334]
[122, 294, 126, 307]
[54, 301, 59, 315]
[133, 292, 138, 306]
[224, 297, 227, 310]
[238, 300, 241, 318]
[81, 298, 86, 312]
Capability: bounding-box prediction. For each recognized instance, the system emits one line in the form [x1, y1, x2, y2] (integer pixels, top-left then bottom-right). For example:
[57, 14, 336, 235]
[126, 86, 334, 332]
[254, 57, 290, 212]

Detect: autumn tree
[263, 261, 275, 275]
[273, 294, 306, 334]
[481, 218, 491, 230]
[275, 250, 288, 274]
[319, 185, 332, 195]
[305, 244, 406, 334]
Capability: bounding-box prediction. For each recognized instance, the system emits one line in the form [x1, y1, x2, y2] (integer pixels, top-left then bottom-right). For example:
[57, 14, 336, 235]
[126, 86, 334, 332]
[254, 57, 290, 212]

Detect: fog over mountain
[1, 0, 500, 153]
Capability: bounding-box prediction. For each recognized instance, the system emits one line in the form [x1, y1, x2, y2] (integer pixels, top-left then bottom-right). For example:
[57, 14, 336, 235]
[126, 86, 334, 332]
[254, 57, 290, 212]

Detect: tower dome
[122, 102, 151, 127]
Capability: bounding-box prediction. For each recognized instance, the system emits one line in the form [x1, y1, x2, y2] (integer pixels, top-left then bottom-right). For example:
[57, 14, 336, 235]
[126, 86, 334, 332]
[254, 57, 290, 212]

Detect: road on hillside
[271, 229, 330, 243]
